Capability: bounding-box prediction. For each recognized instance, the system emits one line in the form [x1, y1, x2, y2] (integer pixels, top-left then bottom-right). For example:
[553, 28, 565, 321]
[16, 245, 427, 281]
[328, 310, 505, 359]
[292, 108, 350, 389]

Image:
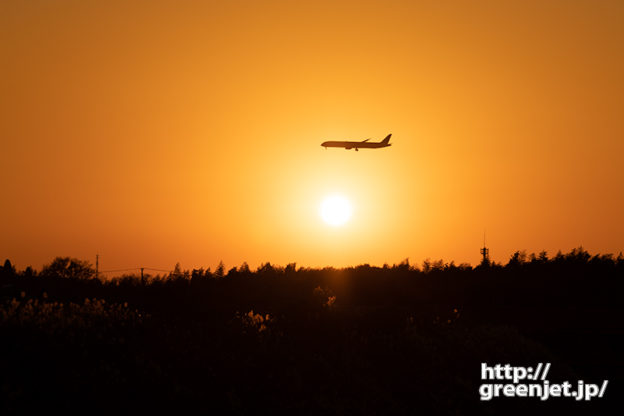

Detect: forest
[1, 248, 622, 415]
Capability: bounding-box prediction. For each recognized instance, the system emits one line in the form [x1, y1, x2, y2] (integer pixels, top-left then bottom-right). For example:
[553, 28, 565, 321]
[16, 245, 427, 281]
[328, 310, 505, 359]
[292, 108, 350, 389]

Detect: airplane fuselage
[321, 134, 392, 151]
[321, 141, 390, 150]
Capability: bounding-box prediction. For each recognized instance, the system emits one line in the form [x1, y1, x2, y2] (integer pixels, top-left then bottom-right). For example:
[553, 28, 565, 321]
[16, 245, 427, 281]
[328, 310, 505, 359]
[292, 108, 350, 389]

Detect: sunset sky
[2, 0, 623, 273]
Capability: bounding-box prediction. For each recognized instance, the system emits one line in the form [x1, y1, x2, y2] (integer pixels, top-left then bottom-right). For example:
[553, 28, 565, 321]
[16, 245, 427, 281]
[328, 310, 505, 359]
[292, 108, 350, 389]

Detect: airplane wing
[361, 139, 370, 143]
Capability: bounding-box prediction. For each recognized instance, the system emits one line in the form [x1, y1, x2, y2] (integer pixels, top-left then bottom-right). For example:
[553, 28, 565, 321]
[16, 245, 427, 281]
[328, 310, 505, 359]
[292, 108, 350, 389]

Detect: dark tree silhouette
[40, 256, 94, 280]
[0, 248, 622, 415]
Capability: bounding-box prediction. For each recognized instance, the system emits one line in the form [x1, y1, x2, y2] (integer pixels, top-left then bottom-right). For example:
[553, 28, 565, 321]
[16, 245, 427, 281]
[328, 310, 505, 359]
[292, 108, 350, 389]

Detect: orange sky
[2, 0, 623, 273]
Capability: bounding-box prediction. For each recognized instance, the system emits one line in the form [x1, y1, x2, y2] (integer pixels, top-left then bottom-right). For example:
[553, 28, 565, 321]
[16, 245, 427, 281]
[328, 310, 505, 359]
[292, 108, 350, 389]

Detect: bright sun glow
[320, 195, 353, 226]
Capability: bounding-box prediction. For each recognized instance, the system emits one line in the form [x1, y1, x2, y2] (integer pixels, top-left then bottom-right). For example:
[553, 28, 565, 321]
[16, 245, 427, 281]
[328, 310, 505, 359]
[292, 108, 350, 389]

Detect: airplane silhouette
[321, 134, 392, 151]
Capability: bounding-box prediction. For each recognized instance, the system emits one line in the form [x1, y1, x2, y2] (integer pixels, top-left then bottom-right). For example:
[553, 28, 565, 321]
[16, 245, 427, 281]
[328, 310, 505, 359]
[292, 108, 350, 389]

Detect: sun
[320, 194, 353, 226]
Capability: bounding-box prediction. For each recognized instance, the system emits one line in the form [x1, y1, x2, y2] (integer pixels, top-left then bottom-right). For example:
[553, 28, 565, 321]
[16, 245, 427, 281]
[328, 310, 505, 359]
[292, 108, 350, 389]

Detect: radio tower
[480, 231, 490, 267]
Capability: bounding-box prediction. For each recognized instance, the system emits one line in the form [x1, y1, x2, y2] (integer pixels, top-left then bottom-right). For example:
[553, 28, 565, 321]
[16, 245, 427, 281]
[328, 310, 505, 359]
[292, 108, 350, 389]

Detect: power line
[99, 268, 141, 273]
[99, 267, 171, 274]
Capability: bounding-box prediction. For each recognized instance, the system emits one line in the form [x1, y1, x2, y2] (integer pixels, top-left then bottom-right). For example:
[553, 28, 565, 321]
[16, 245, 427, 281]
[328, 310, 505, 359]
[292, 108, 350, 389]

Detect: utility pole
[95, 254, 99, 279]
[141, 267, 145, 285]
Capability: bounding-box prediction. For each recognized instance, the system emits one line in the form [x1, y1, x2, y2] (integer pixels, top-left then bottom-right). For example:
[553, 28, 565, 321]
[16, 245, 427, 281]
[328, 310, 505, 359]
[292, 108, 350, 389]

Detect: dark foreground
[1, 249, 622, 415]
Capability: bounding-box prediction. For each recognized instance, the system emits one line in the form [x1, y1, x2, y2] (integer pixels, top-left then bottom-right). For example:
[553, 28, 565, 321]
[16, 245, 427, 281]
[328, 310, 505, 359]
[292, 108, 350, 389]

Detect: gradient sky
[2, 0, 623, 273]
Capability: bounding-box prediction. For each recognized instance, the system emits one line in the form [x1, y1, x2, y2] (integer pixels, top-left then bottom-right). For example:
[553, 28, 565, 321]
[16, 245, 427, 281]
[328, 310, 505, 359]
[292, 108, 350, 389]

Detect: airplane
[321, 134, 392, 151]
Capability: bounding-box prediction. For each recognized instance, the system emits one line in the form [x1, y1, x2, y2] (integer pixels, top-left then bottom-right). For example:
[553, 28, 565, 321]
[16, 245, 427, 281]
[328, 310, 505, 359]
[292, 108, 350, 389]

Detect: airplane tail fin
[381, 134, 392, 144]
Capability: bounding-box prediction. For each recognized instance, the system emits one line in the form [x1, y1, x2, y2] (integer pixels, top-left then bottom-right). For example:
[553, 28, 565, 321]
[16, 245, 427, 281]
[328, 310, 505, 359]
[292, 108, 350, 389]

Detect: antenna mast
[480, 230, 490, 266]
